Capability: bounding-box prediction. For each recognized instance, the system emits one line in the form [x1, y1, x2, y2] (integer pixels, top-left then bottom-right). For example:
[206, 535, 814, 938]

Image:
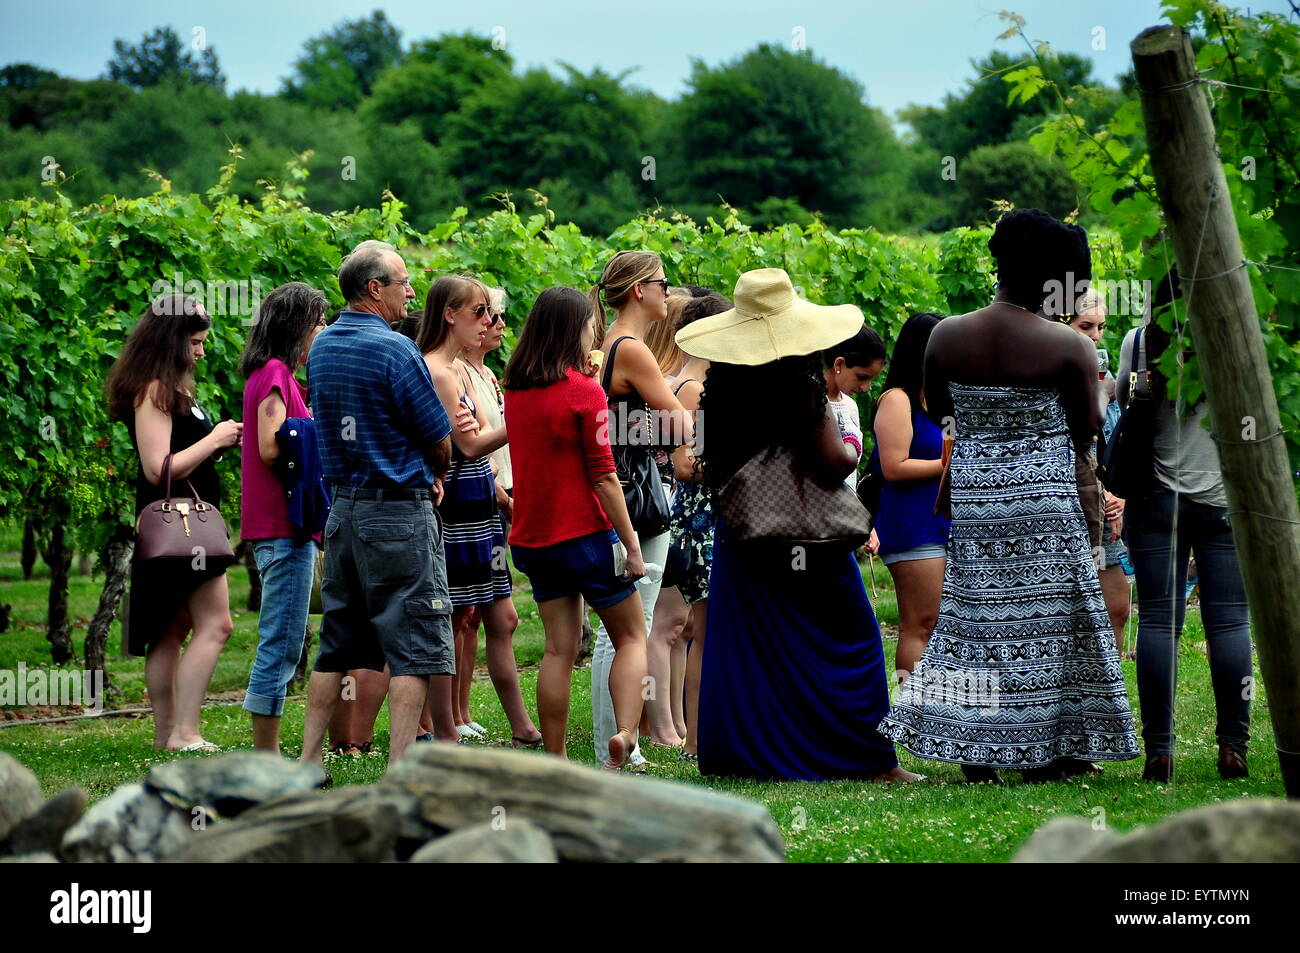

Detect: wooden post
[1133, 25, 1300, 797]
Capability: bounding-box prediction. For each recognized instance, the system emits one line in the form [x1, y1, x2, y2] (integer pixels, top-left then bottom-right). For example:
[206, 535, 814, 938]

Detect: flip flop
[511, 734, 544, 749]
[177, 739, 219, 753]
[678, 751, 700, 763]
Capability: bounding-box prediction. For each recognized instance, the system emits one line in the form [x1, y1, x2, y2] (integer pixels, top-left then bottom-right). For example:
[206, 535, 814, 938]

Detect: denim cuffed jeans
[1124, 486, 1252, 757]
[243, 537, 318, 717]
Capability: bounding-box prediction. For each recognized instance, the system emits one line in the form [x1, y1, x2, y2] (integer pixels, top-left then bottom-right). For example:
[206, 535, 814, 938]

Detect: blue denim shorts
[244, 537, 317, 717]
[511, 529, 638, 609]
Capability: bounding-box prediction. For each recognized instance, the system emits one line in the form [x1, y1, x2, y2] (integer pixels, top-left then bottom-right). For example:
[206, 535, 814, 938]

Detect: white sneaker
[456, 724, 481, 740]
[466, 721, 488, 737]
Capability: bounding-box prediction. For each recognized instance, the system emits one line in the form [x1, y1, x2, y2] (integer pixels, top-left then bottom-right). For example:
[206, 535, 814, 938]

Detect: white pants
[591, 530, 670, 765]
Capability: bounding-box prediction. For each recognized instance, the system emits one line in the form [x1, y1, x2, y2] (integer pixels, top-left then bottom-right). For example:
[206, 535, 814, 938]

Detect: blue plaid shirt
[307, 311, 451, 488]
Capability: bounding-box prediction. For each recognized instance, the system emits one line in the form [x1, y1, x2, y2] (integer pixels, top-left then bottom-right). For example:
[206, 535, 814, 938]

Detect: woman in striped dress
[419, 275, 542, 747]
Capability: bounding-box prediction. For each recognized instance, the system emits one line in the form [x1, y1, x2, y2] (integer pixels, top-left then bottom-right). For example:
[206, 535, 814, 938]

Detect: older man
[300, 240, 454, 769]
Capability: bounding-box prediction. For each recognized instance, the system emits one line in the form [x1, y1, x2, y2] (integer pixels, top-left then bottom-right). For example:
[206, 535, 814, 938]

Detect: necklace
[996, 298, 1034, 314]
[464, 358, 503, 411]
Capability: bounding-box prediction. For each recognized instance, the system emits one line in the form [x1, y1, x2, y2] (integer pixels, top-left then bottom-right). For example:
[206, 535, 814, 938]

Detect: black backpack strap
[601, 335, 632, 393]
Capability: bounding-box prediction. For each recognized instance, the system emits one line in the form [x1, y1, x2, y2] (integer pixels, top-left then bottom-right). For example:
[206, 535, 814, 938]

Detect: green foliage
[364, 34, 513, 143]
[951, 142, 1080, 225]
[667, 44, 905, 228]
[105, 26, 225, 91]
[5, 155, 1124, 551]
[282, 10, 403, 110]
[442, 65, 657, 235]
[1006, 3, 1300, 472]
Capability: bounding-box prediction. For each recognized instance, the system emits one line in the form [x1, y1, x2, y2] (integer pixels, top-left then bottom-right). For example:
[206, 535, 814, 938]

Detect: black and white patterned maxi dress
[877, 384, 1138, 769]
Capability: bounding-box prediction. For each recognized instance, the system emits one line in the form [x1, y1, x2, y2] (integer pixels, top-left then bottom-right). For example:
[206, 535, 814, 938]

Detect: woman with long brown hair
[503, 286, 648, 768]
[106, 294, 242, 752]
[587, 251, 693, 768]
[418, 275, 542, 748]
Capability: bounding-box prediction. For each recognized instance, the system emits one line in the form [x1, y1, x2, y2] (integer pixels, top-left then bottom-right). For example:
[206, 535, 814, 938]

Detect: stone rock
[163, 787, 403, 862]
[1082, 799, 1300, 862]
[383, 744, 785, 862]
[0, 751, 44, 841]
[146, 751, 326, 818]
[61, 784, 193, 863]
[1011, 815, 1117, 863]
[409, 819, 557, 863]
[0, 852, 59, 863]
[2, 788, 86, 856]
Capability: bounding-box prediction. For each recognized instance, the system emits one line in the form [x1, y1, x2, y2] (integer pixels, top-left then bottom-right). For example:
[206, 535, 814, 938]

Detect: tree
[282, 10, 402, 110]
[1, 66, 130, 132]
[364, 33, 513, 142]
[950, 141, 1079, 225]
[442, 65, 658, 233]
[105, 26, 225, 90]
[666, 44, 903, 227]
[901, 50, 1100, 161]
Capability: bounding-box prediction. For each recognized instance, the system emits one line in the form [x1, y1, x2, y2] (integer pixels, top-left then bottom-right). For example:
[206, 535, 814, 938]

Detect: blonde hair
[1073, 288, 1106, 319]
[588, 250, 663, 344]
[417, 274, 491, 354]
[645, 289, 691, 375]
[487, 286, 507, 312]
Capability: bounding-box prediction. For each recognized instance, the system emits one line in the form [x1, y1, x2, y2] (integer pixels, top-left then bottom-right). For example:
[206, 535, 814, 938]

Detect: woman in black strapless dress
[107, 295, 243, 752]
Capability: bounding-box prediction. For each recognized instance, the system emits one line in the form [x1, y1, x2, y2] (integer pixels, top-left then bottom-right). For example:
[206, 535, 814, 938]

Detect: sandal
[678, 750, 700, 763]
[511, 734, 544, 749]
[329, 741, 371, 757]
[176, 739, 219, 753]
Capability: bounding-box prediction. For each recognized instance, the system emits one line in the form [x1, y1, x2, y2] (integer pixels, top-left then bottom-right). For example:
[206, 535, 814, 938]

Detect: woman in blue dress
[675, 268, 922, 782]
[870, 312, 951, 681]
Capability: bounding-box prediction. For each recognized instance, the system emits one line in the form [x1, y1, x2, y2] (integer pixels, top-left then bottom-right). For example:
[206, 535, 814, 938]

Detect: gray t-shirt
[1117, 326, 1225, 507]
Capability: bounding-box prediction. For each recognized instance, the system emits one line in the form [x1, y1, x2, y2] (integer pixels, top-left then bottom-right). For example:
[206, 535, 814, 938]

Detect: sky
[1, 0, 1294, 118]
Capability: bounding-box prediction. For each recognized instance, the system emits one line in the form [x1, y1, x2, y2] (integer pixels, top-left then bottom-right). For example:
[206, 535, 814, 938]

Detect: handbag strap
[1126, 327, 1146, 408]
[161, 453, 174, 499]
[601, 335, 632, 393]
[159, 453, 206, 504]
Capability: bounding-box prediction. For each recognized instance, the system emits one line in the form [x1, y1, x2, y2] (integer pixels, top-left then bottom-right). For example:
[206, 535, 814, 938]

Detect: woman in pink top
[239, 282, 329, 751]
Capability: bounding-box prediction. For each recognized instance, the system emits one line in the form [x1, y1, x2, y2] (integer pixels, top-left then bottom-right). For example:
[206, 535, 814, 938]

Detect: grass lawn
[0, 523, 1283, 862]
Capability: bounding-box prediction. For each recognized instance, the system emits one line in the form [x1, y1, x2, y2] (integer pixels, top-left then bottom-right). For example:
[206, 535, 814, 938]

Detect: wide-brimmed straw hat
[675, 268, 863, 365]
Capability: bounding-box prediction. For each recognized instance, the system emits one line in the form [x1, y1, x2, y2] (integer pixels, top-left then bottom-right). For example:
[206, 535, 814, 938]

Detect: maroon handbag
[135, 454, 234, 563]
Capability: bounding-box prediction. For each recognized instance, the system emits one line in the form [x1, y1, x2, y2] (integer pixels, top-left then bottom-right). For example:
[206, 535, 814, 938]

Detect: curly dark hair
[696, 354, 829, 492]
[988, 208, 1091, 312]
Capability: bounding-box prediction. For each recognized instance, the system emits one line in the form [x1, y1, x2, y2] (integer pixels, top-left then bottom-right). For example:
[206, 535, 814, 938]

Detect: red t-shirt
[505, 368, 616, 548]
[240, 359, 314, 541]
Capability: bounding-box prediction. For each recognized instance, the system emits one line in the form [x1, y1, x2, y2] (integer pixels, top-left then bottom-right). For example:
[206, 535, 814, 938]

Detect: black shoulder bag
[602, 336, 672, 536]
[1096, 327, 1157, 500]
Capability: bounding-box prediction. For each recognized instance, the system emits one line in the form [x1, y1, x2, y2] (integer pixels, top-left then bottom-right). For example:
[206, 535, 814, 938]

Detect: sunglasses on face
[640, 279, 669, 293]
[490, 311, 505, 325]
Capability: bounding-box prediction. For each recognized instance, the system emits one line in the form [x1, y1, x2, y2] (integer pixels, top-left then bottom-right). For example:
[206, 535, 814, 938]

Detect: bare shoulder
[878, 387, 910, 412]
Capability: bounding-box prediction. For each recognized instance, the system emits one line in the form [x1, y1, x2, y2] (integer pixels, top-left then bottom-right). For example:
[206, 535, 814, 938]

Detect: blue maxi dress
[697, 516, 899, 780]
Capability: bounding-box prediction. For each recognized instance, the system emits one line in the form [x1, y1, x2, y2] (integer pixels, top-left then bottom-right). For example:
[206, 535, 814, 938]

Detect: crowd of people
[105, 208, 1253, 784]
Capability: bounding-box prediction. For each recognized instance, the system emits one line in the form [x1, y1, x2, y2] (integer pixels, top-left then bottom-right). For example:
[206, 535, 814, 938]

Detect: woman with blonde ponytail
[589, 251, 694, 769]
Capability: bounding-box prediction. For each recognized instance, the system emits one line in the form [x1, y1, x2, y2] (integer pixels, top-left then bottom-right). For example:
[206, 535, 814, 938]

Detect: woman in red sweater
[503, 286, 648, 769]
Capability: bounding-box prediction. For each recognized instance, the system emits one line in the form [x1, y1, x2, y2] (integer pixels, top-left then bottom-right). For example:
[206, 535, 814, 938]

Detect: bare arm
[425, 358, 506, 459]
[424, 434, 452, 481]
[1060, 333, 1101, 454]
[135, 383, 240, 486]
[876, 388, 944, 482]
[256, 388, 287, 466]
[670, 380, 704, 482]
[922, 329, 955, 436]
[810, 399, 858, 483]
[612, 340, 694, 446]
[591, 472, 645, 581]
